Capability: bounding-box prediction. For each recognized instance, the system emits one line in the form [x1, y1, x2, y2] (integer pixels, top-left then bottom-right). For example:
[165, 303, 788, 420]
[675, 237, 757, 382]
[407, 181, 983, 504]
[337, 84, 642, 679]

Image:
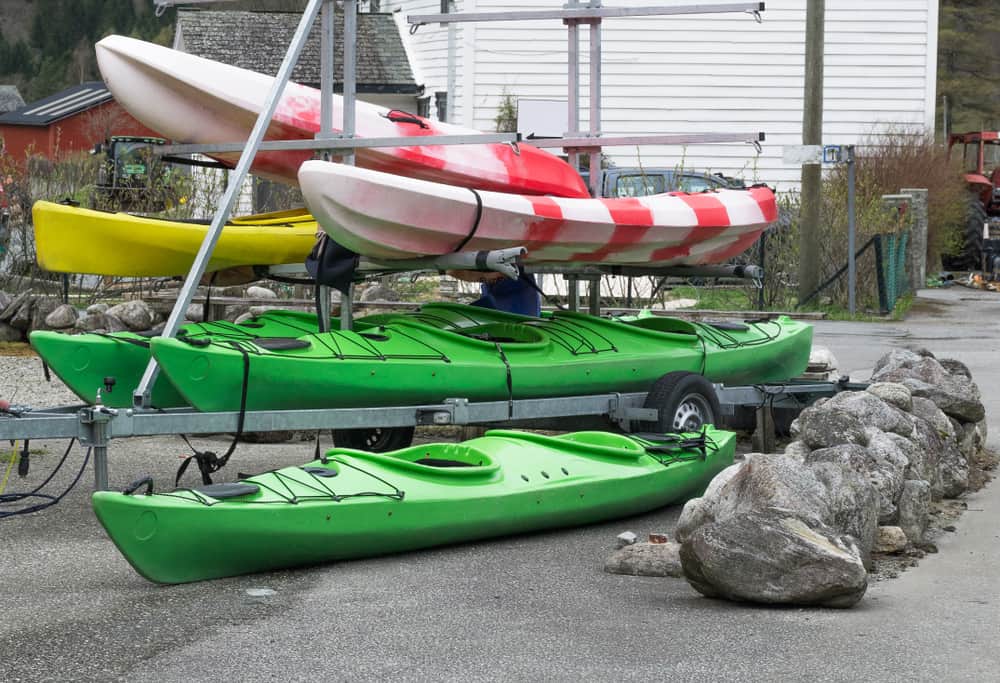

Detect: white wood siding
[387, 0, 938, 190]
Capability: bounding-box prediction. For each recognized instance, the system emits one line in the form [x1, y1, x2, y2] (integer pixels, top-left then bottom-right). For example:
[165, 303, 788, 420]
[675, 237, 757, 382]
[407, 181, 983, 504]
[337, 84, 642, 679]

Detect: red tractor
[947, 131, 1000, 271]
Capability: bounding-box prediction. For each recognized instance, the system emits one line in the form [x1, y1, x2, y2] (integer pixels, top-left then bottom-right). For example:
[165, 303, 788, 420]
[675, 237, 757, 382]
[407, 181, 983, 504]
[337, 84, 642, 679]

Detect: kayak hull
[33, 201, 317, 277]
[298, 161, 777, 266]
[92, 428, 736, 584]
[148, 303, 813, 413]
[95, 35, 589, 198]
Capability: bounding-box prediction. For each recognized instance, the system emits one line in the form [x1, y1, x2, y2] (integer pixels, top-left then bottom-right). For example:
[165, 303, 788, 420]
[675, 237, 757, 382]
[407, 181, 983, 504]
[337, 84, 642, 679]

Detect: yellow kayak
[33, 201, 318, 276]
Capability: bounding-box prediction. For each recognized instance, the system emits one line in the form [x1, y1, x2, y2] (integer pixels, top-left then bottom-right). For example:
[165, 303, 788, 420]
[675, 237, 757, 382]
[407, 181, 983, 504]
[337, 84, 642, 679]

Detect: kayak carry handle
[123, 476, 154, 496]
[384, 110, 429, 129]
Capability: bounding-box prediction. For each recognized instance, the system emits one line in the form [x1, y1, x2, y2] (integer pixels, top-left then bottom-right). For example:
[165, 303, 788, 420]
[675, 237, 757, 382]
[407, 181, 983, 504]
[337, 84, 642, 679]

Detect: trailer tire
[639, 371, 720, 433]
[333, 426, 415, 452]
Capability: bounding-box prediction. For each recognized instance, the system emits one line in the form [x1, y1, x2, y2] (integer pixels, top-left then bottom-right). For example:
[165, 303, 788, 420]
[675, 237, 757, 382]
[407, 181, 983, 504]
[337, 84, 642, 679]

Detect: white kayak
[95, 35, 589, 198]
[298, 161, 778, 266]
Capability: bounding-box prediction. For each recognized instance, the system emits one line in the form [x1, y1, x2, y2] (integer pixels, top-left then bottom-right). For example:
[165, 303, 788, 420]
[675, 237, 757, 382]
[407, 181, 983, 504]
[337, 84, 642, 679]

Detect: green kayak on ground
[92, 427, 736, 584]
[149, 303, 813, 412]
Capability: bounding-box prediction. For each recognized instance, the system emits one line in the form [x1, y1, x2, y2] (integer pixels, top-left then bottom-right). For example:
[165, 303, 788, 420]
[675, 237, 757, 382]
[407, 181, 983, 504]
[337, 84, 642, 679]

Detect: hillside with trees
[937, 0, 1000, 134]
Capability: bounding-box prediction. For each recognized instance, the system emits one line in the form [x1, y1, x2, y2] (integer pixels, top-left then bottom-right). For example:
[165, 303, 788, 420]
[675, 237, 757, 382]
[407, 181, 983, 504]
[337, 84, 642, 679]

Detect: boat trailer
[0, 376, 865, 491]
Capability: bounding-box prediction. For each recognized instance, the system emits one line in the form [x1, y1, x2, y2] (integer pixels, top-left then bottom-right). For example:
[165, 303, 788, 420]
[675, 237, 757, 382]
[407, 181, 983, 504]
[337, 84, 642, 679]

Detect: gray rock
[910, 396, 956, 441]
[86, 303, 108, 314]
[615, 531, 637, 547]
[0, 290, 31, 323]
[873, 526, 908, 553]
[9, 298, 33, 330]
[871, 348, 924, 377]
[866, 382, 912, 413]
[783, 440, 812, 461]
[861, 430, 910, 522]
[675, 454, 831, 543]
[806, 456, 880, 566]
[234, 312, 255, 325]
[360, 283, 399, 303]
[185, 304, 204, 323]
[104, 314, 128, 333]
[0, 290, 10, 312]
[44, 304, 78, 329]
[246, 285, 277, 299]
[106, 300, 154, 331]
[249, 305, 280, 317]
[938, 357, 972, 380]
[0, 322, 23, 342]
[897, 480, 931, 543]
[75, 313, 109, 332]
[790, 405, 869, 450]
[957, 420, 986, 462]
[827, 391, 913, 437]
[885, 430, 941, 497]
[30, 297, 59, 331]
[936, 429, 969, 498]
[680, 510, 868, 608]
[874, 355, 984, 423]
[604, 541, 684, 578]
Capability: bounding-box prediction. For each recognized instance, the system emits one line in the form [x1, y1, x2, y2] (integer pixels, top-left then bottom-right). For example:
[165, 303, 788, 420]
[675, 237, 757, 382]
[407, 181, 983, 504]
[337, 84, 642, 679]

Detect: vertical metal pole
[588, 279, 600, 315]
[339, 0, 359, 332]
[320, 0, 334, 142]
[757, 229, 766, 310]
[566, 2, 580, 173]
[317, 0, 336, 334]
[446, 1, 456, 122]
[847, 145, 856, 316]
[133, 0, 325, 408]
[567, 275, 580, 312]
[587, 9, 602, 198]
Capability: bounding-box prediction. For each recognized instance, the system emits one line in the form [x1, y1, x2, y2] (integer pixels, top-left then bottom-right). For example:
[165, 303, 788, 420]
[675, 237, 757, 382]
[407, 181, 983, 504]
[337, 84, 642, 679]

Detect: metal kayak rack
[1, 377, 865, 491]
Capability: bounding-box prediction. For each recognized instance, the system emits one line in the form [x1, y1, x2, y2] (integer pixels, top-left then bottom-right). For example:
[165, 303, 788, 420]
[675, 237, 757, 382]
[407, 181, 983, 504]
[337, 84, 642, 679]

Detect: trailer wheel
[640, 371, 720, 433]
[333, 426, 415, 452]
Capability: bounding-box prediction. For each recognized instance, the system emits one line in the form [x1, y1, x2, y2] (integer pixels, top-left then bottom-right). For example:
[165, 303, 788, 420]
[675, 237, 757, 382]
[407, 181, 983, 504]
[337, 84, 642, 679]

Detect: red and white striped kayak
[298, 161, 778, 266]
[95, 35, 589, 198]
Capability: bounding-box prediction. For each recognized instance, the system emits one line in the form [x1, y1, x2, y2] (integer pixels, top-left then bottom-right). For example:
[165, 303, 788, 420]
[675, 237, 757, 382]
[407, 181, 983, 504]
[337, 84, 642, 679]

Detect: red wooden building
[0, 82, 161, 163]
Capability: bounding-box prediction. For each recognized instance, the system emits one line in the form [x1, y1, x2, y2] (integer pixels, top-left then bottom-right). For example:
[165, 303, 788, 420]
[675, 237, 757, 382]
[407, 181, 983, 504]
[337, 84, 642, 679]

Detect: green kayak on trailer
[29, 310, 336, 408]
[92, 427, 736, 584]
[149, 302, 813, 413]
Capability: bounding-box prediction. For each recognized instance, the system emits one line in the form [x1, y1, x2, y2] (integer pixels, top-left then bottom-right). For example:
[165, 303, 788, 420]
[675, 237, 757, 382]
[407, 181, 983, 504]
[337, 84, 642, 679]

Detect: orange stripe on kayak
[647, 225, 730, 262]
[523, 197, 566, 249]
[569, 197, 654, 261]
[747, 186, 779, 221]
[677, 193, 730, 226]
[700, 229, 765, 263]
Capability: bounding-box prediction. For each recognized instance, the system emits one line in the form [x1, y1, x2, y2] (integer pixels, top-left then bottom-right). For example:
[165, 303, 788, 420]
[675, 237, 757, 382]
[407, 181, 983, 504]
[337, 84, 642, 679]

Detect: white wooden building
[384, 0, 939, 190]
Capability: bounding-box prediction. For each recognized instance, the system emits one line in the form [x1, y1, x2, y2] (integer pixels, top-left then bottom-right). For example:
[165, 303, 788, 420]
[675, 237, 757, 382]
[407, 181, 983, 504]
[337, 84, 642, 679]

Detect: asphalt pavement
[1, 286, 998, 682]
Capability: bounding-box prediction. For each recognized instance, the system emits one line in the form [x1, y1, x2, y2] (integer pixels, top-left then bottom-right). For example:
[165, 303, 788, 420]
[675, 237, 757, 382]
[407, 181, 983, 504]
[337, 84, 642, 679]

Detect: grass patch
[668, 285, 750, 310]
[0, 342, 35, 357]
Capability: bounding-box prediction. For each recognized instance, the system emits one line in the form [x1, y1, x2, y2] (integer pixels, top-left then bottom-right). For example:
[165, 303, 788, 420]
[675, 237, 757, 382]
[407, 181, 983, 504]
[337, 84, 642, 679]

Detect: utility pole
[798, 0, 824, 303]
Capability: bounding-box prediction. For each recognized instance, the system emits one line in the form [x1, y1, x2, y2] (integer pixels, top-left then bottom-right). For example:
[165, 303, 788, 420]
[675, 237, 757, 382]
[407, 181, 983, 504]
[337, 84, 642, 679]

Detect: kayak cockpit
[343, 443, 500, 478]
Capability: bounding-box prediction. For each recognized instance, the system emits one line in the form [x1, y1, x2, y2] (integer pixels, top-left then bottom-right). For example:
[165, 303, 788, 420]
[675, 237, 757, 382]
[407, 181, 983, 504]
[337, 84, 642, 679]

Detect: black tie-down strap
[174, 344, 251, 486]
[451, 188, 485, 253]
[305, 233, 360, 296]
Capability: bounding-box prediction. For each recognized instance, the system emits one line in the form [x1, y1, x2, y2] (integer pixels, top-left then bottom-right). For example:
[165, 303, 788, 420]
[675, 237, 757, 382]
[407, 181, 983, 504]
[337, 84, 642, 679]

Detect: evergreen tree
[938, 0, 1000, 134]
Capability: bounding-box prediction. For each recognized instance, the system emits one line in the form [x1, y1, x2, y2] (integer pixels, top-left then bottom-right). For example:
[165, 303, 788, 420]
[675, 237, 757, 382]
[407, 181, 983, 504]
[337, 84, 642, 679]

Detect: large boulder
[106, 300, 154, 331]
[884, 430, 941, 497]
[804, 454, 880, 566]
[823, 390, 913, 438]
[246, 285, 277, 299]
[790, 405, 869, 450]
[0, 290, 11, 312]
[44, 304, 78, 329]
[907, 418, 965, 498]
[873, 354, 984, 423]
[680, 510, 868, 608]
[675, 454, 831, 542]
[75, 312, 110, 332]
